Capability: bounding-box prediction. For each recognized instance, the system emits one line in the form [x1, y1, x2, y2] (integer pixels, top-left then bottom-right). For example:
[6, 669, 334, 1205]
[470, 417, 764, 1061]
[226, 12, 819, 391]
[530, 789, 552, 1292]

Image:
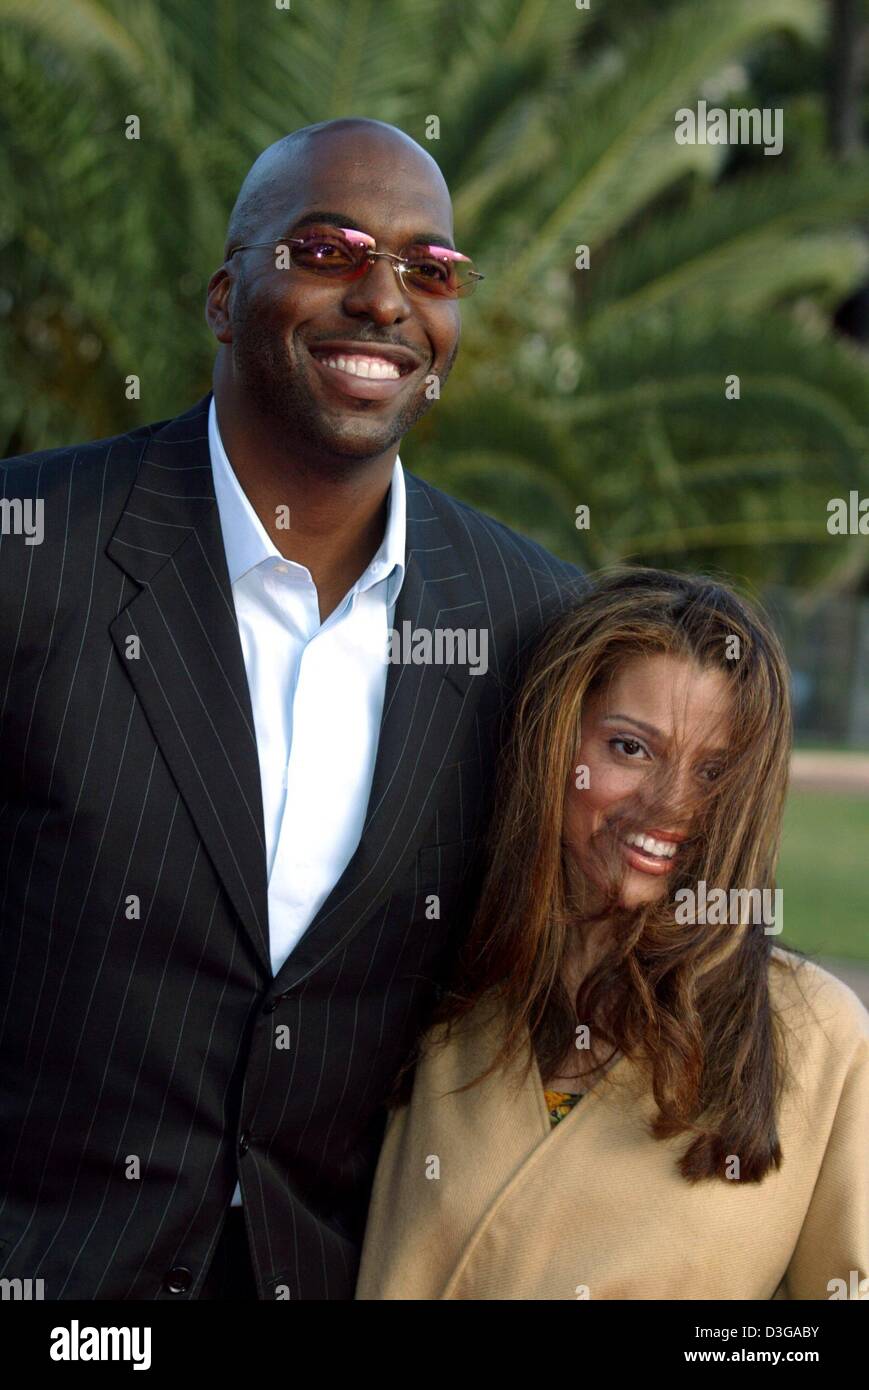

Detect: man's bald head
[224, 119, 451, 258]
[208, 117, 462, 466]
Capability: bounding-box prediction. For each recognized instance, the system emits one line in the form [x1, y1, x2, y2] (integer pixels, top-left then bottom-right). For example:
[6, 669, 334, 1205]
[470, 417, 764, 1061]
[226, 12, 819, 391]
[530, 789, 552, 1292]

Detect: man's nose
[340, 257, 412, 323]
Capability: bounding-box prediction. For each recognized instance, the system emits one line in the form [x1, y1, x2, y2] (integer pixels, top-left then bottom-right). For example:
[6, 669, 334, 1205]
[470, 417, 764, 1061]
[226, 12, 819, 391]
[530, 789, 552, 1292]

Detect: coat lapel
[355, 993, 554, 1300]
[106, 394, 272, 977]
[356, 992, 640, 1299]
[271, 472, 490, 993]
[436, 1009, 636, 1299]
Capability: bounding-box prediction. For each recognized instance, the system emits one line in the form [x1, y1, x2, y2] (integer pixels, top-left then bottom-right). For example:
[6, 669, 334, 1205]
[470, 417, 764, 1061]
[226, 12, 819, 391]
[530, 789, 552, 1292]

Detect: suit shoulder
[1, 416, 170, 496]
[406, 470, 586, 595]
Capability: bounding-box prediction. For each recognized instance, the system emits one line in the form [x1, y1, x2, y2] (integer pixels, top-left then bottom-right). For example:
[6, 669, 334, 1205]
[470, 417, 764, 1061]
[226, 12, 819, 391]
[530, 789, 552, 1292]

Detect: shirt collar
[208, 394, 406, 607]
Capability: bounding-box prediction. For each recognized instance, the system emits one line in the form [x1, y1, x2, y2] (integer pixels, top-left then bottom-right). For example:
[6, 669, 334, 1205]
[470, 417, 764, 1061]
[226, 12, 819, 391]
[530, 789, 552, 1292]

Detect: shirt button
[164, 1266, 192, 1294]
[239, 1130, 251, 1155]
[275, 563, 288, 574]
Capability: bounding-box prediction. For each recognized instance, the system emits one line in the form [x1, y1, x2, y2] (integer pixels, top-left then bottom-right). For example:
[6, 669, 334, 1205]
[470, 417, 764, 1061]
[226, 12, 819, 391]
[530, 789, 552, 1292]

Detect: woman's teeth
[319, 354, 401, 380]
[624, 832, 679, 859]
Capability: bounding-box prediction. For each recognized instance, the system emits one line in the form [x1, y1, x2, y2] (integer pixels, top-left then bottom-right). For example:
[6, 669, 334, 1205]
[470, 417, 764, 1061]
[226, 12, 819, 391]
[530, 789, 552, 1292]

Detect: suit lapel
[271, 473, 490, 993]
[106, 397, 491, 990]
[106, 394, 272, 977]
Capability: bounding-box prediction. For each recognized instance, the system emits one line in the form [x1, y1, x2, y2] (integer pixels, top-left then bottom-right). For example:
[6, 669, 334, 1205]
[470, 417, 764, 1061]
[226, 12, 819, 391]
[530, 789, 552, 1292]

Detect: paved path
[790, 751, 869, 794]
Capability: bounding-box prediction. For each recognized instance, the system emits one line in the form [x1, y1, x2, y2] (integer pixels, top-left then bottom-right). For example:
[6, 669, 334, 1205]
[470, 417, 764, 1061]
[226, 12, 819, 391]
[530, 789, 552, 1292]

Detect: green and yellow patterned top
[544, 1088, 584, 1125]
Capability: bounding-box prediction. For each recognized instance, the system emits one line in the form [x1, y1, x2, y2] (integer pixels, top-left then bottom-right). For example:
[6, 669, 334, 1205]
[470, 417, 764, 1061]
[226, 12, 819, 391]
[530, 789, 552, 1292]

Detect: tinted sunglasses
[228, 224, 484, 299]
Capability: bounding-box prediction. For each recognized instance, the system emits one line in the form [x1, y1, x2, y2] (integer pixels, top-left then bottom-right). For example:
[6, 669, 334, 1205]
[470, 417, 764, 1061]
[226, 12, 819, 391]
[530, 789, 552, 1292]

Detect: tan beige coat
[356, 951, 869, 1300]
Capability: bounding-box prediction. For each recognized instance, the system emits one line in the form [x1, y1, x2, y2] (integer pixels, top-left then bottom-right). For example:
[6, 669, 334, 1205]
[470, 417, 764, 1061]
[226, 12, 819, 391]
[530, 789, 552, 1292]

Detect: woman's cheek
[563, 782, 593, 853]
[586, 758, 629, 809]
[609, 768, 639, 801]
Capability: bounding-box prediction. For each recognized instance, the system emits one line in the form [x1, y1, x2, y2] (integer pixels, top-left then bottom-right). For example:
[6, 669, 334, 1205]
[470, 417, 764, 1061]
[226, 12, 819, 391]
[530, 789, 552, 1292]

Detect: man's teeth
[319, 354, 401, 380]
[624, 832, 678, 859]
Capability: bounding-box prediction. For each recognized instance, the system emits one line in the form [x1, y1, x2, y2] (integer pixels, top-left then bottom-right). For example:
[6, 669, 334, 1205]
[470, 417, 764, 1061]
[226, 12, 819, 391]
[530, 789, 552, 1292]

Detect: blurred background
[1, 0, 867, 990]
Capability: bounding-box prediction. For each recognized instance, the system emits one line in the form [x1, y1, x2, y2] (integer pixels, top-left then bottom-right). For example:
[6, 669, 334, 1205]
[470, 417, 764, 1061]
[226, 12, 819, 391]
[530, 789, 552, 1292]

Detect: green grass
[777, 791, 869, 962]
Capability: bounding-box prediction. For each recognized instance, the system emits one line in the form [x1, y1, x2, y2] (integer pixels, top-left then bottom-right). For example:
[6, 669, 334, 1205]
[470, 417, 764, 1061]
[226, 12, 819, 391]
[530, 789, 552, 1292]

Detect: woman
[355, 568, 869, 1300]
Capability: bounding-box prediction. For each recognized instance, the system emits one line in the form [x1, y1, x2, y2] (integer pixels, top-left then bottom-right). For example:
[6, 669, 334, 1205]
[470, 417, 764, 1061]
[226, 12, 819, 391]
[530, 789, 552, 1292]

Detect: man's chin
[295, 393, 414, 460]
[311, 421, 402, 463]
[241, 364, 417, 463]
[259, 393, 400, 463]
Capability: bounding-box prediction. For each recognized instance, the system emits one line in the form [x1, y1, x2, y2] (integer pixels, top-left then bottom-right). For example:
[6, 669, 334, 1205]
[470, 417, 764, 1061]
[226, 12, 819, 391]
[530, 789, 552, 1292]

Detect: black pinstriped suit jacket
[0, 391, 584, 1299]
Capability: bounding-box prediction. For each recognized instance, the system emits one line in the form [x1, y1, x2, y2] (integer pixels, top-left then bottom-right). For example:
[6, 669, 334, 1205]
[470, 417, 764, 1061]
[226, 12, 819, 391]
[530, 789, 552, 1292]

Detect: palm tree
[2, 0, 868, 588]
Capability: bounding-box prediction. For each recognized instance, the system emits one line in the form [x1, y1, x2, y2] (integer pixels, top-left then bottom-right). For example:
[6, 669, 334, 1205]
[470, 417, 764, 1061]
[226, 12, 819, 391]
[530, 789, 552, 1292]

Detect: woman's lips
[307, 346, 416, 401]
[620, 831, 683, 877]
[621, 841, 676, 876]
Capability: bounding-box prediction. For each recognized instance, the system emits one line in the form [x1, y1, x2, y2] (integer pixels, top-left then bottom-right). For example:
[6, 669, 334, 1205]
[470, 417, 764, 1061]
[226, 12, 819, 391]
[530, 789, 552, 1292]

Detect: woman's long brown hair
[391, 567, 803, 1184]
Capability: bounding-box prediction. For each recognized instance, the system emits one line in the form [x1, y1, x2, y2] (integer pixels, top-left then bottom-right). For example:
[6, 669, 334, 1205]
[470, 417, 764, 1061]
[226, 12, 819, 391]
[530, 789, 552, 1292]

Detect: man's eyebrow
[286, 210, 456, 250]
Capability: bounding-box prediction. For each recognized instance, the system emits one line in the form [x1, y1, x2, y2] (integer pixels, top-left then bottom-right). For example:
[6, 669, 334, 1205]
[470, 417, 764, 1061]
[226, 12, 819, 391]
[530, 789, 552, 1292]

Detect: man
[0, 118, 583, 1300]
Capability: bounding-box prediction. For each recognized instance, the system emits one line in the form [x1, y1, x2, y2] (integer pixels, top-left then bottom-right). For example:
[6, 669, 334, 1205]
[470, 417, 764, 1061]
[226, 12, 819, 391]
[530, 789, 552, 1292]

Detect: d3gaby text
[695, 1326, 819, 1340]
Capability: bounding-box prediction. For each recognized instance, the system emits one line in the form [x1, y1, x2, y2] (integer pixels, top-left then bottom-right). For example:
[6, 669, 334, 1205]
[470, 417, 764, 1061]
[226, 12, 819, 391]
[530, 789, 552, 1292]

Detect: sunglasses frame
[227, 225, 484, 299]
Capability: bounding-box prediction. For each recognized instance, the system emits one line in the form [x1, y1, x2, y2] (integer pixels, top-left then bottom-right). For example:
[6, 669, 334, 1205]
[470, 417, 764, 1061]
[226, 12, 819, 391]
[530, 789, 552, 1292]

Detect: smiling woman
[562, 650, 732, 906]
[357, 566, 869, 1299]
[387, 565, 799, 1174]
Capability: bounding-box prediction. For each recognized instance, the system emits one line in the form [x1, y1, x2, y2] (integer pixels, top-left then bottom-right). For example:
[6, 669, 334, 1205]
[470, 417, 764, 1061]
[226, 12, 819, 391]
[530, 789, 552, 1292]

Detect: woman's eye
[701, 764, 723, 782]
[610, 737, 649, 760]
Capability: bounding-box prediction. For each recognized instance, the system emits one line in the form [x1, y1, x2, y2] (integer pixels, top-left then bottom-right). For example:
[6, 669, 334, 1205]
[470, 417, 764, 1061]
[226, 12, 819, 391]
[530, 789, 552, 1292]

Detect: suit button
[262, 997, 278, 1013]
[239, 1130, 250, 1155]
[164, 1266, 192, 1294]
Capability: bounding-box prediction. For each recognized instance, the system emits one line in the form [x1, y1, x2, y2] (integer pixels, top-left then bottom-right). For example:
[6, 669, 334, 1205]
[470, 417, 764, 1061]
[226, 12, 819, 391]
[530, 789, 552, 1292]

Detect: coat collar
[207, 393, 407, 604]
[423, 990, 638, 1145]
[106, 392, 489, 985]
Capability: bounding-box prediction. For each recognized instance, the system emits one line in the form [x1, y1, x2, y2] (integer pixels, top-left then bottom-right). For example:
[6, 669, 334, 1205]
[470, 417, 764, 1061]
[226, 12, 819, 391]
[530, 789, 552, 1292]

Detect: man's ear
[205, 267, 234, 344]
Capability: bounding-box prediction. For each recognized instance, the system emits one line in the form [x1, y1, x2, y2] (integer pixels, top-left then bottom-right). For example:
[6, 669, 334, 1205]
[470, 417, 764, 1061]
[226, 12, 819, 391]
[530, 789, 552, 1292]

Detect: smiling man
[0, 118, 583, 1301]
[206, 118, 470, 621]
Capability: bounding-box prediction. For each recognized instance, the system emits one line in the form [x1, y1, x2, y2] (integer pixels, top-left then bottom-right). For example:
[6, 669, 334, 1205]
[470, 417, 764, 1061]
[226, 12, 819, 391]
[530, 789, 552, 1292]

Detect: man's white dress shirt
[207, 397, 406, 1207]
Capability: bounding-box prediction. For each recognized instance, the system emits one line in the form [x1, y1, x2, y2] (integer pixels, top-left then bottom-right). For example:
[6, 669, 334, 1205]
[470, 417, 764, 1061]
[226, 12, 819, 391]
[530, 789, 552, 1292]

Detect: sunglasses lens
[288, 227, 480, 297]
[402, 246, 479, 297]
[291, 228, 366, 276]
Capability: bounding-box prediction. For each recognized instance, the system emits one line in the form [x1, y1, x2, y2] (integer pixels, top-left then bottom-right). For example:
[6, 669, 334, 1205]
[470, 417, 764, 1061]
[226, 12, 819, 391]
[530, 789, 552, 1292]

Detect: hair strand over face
[390, 567, 803, 1185]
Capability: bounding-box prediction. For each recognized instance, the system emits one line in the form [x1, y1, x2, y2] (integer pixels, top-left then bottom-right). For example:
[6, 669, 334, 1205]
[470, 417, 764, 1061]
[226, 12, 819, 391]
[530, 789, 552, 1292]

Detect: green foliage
[1, 0, 868, 588]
